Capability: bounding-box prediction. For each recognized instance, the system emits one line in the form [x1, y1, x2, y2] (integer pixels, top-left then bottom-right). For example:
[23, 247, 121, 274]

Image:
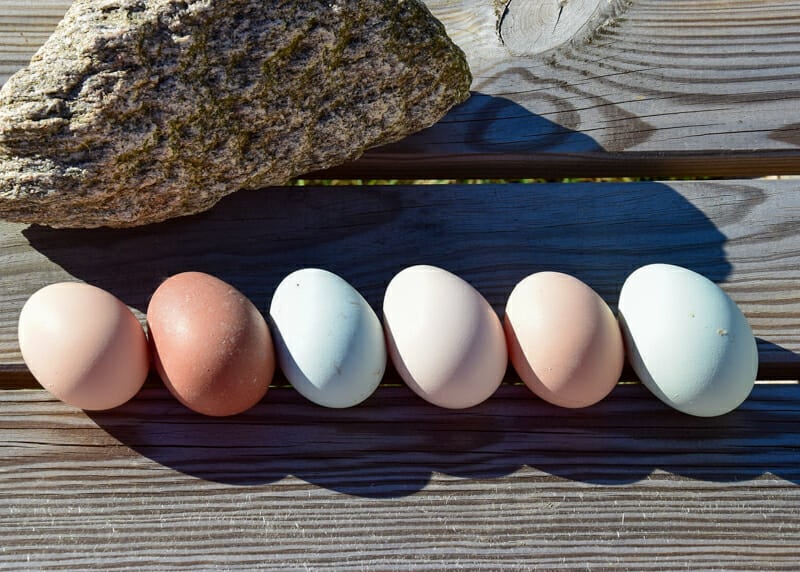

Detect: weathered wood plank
[367, 0, 800, 178]
[0, 383, 798, 570]
[3, 0, 800, 178]
[2, 3, 798, 567]
[1, 179, 799, 378]
[0, 0, 67, 83]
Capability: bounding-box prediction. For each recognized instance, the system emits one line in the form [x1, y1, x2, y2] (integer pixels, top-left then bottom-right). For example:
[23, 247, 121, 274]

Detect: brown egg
[147, 272, 274, 416]
[18, 282, 149, 410]
[504, 272, 623, 408]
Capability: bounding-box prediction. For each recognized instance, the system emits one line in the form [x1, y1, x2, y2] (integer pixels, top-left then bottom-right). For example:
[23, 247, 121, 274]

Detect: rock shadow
[373, 91, 604, 154]
[21, 94, 794, 496]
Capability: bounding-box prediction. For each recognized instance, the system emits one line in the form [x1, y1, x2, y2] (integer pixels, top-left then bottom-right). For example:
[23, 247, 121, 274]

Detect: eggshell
[18, 282, 149, 410]
[269, 268, 386, 408]
[504, 272, 624, 408]
[618, 263, 757, 417]
[383, 265, 507, 409]
[147, 272, 274, 416]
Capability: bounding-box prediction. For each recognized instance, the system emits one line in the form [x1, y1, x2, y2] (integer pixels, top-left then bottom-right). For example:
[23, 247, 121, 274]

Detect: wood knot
[498, 0, 604, 56]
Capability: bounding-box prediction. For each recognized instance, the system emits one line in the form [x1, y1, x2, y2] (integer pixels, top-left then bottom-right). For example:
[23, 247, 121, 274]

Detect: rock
[0, 0, 471, 228]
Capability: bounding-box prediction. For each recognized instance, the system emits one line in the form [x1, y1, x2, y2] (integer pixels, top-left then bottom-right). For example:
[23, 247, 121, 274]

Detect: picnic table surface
[1, 0, 800, 569]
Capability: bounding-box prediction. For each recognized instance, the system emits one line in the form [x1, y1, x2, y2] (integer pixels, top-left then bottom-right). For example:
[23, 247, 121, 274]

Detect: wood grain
[0, 0, 67, 84]
[498, 0, 614, 56]
[2, 0, 800, 178]
[1, 179, 799, 379]
[0, 383, 799, 570]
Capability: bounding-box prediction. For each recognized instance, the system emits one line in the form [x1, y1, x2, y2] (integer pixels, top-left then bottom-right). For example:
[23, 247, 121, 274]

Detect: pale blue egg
[269, 269, 386, 408]
[619, 263, 757, 417]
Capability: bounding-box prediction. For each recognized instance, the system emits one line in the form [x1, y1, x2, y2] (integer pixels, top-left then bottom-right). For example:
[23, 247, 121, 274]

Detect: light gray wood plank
[2, 1, 800, 178]
[1, 179, 799, 378]
[0, 0, 69, 83]
[429, 0, 800, 154]
[0, 383, 799, 570]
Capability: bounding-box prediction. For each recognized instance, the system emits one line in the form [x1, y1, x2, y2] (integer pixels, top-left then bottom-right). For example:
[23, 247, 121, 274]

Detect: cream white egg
[618, 264, 757, 417]
[383, 265, 507, 409]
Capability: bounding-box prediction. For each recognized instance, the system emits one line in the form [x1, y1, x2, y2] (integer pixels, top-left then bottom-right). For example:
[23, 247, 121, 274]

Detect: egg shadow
[755, 338, 800, 378]
[84, 380, 800, 496]
[22, 94, 799, 494]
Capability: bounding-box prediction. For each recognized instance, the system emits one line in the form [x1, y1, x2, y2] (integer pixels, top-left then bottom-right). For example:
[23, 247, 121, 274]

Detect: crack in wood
[554, 0, 567, 33]
[497, 0, 513, 46]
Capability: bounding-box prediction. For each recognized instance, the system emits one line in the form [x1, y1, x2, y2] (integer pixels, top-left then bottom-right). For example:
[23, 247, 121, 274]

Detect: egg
[618, 263, 758, 417]
[269, 268, 386, 408]
[383, 265, 507, 409]
[504, 272, 624, 408]
[147, 272, 275, 416]
[18, 282, 149, 410]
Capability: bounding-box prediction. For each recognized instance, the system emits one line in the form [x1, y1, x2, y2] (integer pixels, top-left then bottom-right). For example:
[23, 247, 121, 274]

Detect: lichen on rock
[0, 0, 471, 228]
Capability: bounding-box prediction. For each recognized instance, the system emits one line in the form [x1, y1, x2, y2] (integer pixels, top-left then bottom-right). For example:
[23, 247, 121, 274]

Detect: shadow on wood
[19, 94, 731, 311]
[84, 383, 800, 498]
[20, 102, 774, 497]
[755, 338, 800, 379]
[373, 92, 607, 154]
[20, 174, 732, 330]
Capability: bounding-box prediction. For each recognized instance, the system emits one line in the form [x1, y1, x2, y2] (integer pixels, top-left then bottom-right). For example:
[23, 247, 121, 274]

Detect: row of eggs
[17, 263, 758, 418]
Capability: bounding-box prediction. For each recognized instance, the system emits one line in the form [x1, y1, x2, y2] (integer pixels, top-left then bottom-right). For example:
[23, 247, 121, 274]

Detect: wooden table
[2, 1, 800, 569]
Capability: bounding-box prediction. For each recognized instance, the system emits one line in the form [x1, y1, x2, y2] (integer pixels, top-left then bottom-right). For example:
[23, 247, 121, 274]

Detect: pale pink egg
[18, 282, 149, 410]
[504, 272, 623, 408]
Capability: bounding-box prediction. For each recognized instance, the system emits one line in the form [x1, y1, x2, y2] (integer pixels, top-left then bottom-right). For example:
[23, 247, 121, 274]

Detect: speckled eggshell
[383, 265, 507, 409]
[270, 268, 386, 408]
[618, 263, 758, 417]
[504, 272, 624, 408]
[147, 272, 275, 416]
[18, 282, 149, 410]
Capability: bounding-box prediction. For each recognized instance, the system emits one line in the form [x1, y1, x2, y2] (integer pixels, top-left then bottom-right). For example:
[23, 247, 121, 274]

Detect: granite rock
[0, 0, 471, 228]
